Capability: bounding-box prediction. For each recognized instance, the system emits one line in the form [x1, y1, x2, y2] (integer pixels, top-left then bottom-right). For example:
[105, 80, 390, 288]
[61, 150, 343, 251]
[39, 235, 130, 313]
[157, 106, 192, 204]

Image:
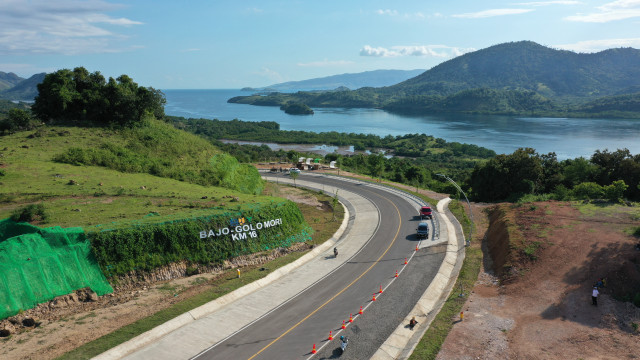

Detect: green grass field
[0, 122, 275, 230]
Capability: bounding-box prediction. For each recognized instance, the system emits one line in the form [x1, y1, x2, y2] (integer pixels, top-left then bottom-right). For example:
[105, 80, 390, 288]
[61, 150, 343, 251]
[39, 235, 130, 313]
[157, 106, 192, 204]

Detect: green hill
[0, 71, 23, 92]
[229, 41, 640, 117]
[392, 41, 640, 99]
[0, 119, 271, 229]
[0, 73, 45, 100]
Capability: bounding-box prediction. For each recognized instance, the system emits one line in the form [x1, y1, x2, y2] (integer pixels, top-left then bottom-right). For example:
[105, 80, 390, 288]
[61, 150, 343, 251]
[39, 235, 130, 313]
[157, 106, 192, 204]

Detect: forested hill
[230, 41, 640, 118]
[393, 41, 640, 98]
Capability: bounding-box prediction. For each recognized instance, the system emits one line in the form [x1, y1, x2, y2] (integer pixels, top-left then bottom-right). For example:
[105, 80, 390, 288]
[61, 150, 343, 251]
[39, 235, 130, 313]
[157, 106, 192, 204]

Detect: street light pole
[437, 173, 473, 247]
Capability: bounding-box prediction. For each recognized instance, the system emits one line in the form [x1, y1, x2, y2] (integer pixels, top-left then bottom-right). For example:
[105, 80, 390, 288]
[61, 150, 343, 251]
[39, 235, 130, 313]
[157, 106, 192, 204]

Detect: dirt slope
[438, 201, 640, 359]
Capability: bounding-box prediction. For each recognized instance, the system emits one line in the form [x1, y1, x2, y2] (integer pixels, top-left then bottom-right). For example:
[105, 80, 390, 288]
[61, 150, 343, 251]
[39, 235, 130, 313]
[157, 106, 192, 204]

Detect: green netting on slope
[0, 219, 113, 320]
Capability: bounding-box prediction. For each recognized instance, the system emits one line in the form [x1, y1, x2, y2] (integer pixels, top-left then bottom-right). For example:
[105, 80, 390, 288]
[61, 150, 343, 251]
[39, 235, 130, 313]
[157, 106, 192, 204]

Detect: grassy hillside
[0, 119, 275, 231]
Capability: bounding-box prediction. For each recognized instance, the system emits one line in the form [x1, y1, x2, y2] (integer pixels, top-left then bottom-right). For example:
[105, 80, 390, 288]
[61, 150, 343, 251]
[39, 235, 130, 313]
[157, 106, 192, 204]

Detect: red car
[420, 206, 432, 219]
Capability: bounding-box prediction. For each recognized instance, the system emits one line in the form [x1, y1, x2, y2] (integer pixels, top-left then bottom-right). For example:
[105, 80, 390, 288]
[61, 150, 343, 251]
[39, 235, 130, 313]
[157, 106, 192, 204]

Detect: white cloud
[297, 59, 353, 67]
[0, 0, 142, 55]
[453, 8, 534, 18]
[600, 0, 640, 11]
[554, 38, 640, 52]
[514, 1, 580, 6]
[375, 9, 426, 19]
[254, 67, 284, 83]
[376, 9, 398, 16]
[565, 0, 640, 22]
[360, 45, 475, 58]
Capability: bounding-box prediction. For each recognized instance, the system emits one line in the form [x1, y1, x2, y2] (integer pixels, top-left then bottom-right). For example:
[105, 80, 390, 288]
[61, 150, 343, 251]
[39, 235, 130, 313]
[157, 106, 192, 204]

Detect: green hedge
[89, 201, 312, 277]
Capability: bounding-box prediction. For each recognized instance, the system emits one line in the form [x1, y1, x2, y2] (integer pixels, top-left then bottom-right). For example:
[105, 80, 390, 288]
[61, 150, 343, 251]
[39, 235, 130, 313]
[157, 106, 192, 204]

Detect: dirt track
[438, 201, 640, 359]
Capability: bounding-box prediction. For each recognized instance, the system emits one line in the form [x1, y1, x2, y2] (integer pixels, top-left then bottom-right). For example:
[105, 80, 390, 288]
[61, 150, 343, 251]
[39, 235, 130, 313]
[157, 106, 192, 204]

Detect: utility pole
[437, 173, 473, 247]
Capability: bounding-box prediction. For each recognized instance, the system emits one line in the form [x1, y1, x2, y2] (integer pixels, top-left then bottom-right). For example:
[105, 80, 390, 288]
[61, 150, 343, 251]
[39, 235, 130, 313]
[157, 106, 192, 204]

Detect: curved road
[105, 173, 455, 360]
[195, 174, 443, 360]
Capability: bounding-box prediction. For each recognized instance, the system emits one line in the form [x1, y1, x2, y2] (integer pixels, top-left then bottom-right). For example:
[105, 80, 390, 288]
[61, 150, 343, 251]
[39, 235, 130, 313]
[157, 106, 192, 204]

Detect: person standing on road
[592, 287, 599, 306]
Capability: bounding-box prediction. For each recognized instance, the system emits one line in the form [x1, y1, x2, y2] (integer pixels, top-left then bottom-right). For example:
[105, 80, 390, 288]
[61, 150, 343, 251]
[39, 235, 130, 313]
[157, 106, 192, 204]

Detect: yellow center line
[247, 193, 402, 360]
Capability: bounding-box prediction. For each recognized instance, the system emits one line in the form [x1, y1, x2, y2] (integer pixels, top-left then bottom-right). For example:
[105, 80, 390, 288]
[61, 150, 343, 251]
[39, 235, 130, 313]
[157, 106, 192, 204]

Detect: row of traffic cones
[312, 256, 416, 355]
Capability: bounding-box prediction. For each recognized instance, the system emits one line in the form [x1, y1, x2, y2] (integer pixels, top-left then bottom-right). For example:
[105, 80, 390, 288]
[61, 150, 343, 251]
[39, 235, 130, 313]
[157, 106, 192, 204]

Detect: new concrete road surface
[95, 172, 463, 360]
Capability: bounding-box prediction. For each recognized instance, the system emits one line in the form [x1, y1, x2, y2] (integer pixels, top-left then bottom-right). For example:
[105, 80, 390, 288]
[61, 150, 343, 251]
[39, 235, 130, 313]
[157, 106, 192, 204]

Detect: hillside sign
[200, 217, 283, 241]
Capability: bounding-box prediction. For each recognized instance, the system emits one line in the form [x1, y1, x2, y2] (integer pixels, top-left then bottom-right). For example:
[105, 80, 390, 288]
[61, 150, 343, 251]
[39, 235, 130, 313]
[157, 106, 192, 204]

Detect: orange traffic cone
[379, 285, 383, 294]
[416, 244, 419, 251]
[311, 344, 317, 354]
[341, 320, 346, 329]
[328, 330, 333, 340]
[372, 294, 377, 301]
[404, 257, 408, 265]
[395, 270, 398, 278]
[349, 313, 353, 323]
[359, 305, 363, 314]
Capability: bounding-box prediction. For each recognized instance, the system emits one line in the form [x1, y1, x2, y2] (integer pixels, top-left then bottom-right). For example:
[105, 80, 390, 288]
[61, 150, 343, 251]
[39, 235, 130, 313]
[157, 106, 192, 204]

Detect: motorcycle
[334, 247, 338, 258]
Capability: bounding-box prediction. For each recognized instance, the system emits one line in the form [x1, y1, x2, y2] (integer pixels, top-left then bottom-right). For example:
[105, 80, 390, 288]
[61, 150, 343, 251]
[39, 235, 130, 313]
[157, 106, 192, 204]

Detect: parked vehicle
[289, 167, 301, 174]
[419, 206, 432, 219]
[416, 222, 429, 239]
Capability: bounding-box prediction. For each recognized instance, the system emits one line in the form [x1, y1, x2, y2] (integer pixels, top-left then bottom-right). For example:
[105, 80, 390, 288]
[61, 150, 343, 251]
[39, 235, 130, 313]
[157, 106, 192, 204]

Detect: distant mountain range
[230, 41, 640, 118]
[0, 72, 46, 101]
[244, 69, 425, 92]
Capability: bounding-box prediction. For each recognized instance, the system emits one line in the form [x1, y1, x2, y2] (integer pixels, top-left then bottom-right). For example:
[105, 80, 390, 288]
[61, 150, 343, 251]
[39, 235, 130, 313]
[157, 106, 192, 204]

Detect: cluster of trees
[280, 102, 313, 115]
[32, 67, 165, 127]
[470, 148, 640, 202]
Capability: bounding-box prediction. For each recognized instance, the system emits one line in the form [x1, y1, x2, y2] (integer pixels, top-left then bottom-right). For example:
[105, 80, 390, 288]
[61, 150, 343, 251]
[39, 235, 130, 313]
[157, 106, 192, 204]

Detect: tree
[470, 148, 542, 201]
[32, 67, 166, 127]
[368, 152, 385, 181]
[290, 169, 299, 187]
[2, 108, 34, 132]
[604, 180, 628, 202]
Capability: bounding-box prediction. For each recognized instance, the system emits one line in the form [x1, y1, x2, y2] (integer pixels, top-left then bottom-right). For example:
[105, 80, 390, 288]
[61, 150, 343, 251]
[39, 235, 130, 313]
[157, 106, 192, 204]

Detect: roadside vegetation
[55, 186, 344, 360]
[470, 147, 639, 203]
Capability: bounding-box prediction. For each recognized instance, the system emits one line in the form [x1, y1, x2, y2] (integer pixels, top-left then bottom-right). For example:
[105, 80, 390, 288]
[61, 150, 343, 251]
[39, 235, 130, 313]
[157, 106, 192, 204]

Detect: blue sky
[1, 0, 639, 89]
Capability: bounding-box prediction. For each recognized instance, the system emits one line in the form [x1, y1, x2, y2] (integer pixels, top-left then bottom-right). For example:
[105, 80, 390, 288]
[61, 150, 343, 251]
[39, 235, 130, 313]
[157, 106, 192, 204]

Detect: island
[280, 102, 314, 115]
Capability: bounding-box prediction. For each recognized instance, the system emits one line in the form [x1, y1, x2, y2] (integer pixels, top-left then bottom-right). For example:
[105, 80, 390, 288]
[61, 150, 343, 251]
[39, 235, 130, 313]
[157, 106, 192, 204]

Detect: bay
[163, 89, 640, 160]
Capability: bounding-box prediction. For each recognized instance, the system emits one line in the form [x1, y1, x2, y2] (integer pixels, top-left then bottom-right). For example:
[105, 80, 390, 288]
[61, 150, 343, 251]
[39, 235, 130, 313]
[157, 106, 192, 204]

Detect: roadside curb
[371, 197, 465, 360]
[93, 181, 351, 360]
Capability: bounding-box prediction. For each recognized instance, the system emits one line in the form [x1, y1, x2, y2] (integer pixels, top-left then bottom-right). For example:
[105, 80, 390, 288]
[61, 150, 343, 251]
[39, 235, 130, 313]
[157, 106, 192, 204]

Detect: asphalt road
[192, 174, 445, 360]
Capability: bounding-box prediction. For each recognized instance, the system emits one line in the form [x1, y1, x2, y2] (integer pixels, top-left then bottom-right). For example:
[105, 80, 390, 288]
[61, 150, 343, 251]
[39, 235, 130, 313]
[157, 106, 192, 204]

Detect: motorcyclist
[339, 335, 348, 353]
[334, 247, 338, 258]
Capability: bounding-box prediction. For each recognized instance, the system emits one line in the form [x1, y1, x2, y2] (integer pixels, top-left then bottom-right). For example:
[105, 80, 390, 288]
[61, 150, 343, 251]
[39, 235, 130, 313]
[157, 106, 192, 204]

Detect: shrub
[10, 204, 49, 223]
[604, 180, 628, 202]
[571, 182, 604, 200]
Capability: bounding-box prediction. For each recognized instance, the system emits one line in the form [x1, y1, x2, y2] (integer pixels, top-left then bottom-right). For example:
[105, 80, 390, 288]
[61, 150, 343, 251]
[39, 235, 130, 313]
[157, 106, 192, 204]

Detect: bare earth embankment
[438, 201, 640, 360]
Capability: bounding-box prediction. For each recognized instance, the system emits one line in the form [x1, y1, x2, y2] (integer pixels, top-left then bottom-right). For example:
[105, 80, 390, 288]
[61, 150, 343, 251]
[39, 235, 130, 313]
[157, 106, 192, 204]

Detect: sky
[1, 0, 639, 89]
